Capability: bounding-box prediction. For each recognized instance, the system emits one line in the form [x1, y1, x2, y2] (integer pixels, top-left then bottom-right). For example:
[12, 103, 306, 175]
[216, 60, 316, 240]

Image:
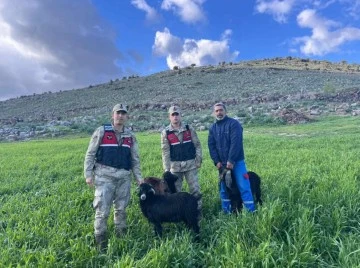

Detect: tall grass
[0, 116, 359, 267]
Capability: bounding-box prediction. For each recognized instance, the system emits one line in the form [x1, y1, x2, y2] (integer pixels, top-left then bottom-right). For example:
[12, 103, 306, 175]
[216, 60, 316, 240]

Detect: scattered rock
[310, 109, 321, 115]
[276, 108, 312, 124]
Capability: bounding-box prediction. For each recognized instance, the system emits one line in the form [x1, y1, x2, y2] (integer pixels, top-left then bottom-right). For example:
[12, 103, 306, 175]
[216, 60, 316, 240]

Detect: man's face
[169, 112, 181, 125]
[213, 105, 226, 120]
[112, 110, 128, 126]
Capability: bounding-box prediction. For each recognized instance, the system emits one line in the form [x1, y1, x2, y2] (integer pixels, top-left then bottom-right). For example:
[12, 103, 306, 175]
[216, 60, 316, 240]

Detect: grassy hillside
[0, 57, 360, 141]
[1, 116, 359, 267]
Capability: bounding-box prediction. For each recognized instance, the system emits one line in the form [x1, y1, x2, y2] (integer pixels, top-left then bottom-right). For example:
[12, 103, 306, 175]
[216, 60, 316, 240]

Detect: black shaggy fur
[219, 168, 263, 213]
[138, 183, 200, 240]
[163, 171, 179, 194]
[143, 171, 178, 195]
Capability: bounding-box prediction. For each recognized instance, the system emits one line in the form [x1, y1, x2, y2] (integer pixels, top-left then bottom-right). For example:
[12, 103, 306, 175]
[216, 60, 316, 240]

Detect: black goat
[143, 171, 178, 195]
[138, 183, 200, 240]
[219, 168, 263, 213]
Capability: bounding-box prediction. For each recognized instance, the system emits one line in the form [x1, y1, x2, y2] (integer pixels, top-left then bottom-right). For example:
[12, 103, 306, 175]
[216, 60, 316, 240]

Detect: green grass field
[1, 116, 359, 267]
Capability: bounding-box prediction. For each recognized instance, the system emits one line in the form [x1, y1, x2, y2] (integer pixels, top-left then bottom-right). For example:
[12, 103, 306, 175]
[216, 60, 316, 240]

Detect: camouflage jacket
[161, 123, 202, 172]
[84, 125, 142, 182]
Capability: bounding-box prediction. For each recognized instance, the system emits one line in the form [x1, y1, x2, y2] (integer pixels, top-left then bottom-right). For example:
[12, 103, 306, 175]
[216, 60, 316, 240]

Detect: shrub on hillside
[323, 83, 336, 94]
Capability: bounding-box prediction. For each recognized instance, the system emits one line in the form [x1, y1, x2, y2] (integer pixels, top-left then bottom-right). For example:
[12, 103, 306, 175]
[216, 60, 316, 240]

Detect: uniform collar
[112, 124, 131, 134]
[167, 122, 186, 132]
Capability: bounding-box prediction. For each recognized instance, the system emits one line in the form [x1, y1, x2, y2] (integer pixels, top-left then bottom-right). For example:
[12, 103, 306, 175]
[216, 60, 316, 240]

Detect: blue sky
[0, 0, 360, 100]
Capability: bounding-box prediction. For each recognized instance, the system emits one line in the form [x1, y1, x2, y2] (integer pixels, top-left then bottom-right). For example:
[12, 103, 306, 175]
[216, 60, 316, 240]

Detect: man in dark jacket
[208, 102, 255, 213]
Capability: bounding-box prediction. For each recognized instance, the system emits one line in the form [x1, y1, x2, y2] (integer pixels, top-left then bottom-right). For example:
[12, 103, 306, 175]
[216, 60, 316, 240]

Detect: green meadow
[1, 116, 359, 267]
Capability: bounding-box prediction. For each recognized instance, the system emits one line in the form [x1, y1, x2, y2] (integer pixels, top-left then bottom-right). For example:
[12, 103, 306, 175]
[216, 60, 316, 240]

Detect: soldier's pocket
[93, 188, 103, 209]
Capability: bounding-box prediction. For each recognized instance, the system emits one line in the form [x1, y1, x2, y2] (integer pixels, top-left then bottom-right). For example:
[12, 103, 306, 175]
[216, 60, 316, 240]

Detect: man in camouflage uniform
[161, 105, 202, 209]
[84, 103, 142, 251]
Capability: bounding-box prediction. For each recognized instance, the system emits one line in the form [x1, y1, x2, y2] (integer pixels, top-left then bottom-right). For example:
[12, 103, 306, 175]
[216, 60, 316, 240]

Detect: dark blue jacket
[208, 116, 245, 166]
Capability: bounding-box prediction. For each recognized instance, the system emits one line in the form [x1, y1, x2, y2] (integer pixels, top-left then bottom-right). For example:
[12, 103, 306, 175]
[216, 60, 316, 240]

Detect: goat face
[139, 183, 156, 201]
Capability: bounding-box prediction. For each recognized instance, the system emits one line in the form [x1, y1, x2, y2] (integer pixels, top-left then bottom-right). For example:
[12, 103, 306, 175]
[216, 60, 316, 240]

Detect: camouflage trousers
[93, 168, 131, 236]
[172, 168, 202, 210]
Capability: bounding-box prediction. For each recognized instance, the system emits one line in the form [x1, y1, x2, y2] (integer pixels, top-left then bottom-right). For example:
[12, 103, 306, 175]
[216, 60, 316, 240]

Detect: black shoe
[95, 234, 107, 253]
[115, 227, 127, 238]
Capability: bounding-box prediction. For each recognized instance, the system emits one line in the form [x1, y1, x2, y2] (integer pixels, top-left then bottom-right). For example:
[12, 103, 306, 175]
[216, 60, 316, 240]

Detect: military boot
[115, 226, 127, 238]
[95, 233, 107, 252]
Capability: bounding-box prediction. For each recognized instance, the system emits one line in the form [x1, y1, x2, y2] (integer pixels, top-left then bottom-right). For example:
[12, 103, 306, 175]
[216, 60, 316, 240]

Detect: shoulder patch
[104, 124, 113, 131]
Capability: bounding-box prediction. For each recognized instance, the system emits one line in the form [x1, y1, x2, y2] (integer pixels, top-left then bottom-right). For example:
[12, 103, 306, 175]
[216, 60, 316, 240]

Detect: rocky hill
[1, 57, 360, 141]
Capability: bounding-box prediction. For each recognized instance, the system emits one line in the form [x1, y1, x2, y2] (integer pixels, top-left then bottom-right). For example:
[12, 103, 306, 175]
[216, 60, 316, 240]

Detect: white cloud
[294, 9, 360, 55]
[255, 0, 295, 23]
[161, 0, 206, 24]
[343, 0, 360, 19]
[221, 29, 233, 41]
[297, 9, 339, 29]
[312, 0, 337, 9]
[0, 0, 124, 100]
[152, 28, 239, 68]
[153, 28, 183, 56]
[131, 0, 159, 22]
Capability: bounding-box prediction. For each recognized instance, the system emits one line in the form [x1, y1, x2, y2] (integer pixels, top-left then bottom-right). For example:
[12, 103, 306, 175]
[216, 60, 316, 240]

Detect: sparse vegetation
[0, 57, 359, 141]
[323, 82, 336, 94]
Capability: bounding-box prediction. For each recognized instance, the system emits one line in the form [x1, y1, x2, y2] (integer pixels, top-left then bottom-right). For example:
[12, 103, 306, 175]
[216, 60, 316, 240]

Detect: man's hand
[216, 162, 222, 170]
[226, 162, 234, 170]
[86, 177, 94, 187]
[137, 179, 144, 185]
[195, 157, 202, 168]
